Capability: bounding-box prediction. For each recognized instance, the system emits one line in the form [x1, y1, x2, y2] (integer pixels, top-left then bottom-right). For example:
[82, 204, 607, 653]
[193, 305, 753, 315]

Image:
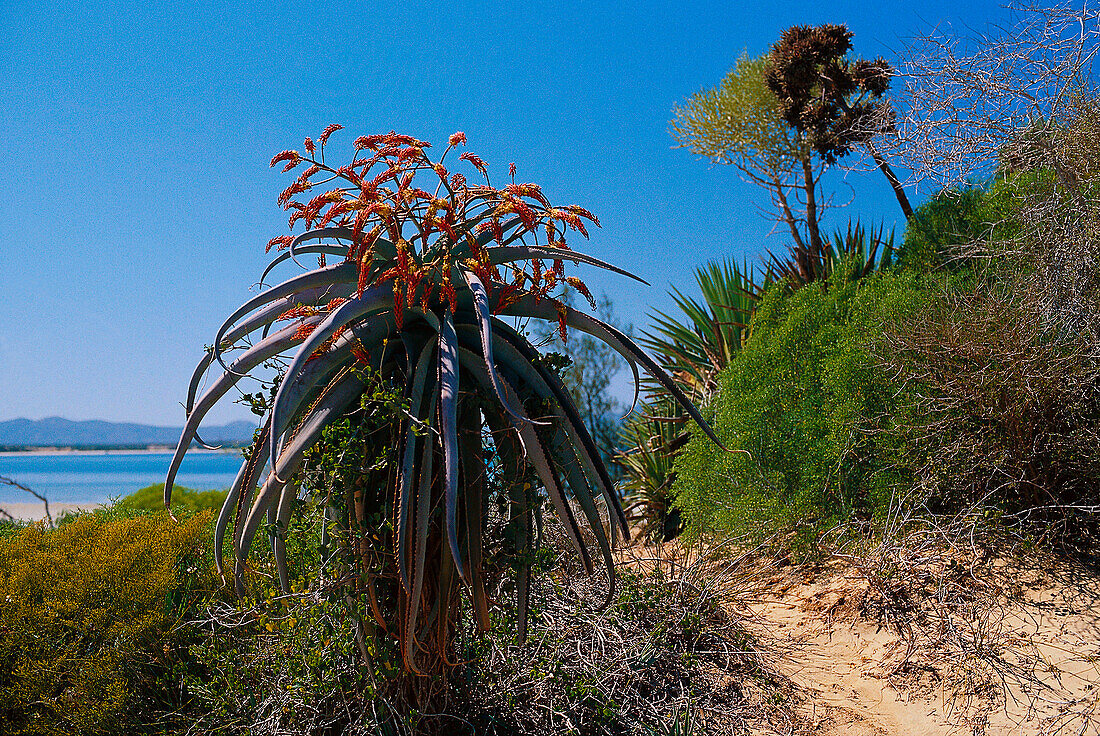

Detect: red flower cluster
[267, 127, 600, 325]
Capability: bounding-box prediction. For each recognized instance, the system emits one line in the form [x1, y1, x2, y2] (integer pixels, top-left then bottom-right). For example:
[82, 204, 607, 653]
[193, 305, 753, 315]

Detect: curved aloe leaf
[438, 311, 464, 583]
[486, 245, 649, 285]
[502, 294, 728, 451]
[165, 318, 321, 507]
[267, 285, 393, 470]
[212, 262, 359, 372]
[459, 269, 530, 424]
[396, 339, 437, 592]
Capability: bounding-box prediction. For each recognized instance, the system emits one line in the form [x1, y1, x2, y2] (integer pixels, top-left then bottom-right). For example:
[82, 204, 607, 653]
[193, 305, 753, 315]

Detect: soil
[736, 554, 1100, 735]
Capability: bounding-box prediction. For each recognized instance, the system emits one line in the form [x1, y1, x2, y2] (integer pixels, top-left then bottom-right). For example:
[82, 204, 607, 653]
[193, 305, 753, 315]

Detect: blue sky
[0, 0, 1001, 426]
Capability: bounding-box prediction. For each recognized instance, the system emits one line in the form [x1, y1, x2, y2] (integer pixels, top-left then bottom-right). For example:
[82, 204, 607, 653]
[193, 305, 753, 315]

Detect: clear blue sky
[0, 0, 1000, 426]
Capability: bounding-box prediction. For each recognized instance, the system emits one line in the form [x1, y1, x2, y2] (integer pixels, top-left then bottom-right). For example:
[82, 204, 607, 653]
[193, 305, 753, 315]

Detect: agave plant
[165, 127, 720, 673]
[617, 259, 762, 540]
[641, 258, 765, 400]
[764, 219, 895, 288]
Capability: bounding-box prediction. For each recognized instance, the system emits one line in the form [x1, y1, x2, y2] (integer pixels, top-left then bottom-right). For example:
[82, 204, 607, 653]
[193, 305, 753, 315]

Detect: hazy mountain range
[0, 417, 256, 448]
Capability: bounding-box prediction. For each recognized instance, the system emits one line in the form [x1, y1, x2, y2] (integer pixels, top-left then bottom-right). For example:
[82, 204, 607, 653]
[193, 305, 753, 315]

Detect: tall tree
[671, 54, 827, 257]
[764, 24, 914, 220]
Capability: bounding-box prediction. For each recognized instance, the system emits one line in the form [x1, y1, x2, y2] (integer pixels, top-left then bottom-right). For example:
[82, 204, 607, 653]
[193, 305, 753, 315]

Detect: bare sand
[0, 501, 101, 521]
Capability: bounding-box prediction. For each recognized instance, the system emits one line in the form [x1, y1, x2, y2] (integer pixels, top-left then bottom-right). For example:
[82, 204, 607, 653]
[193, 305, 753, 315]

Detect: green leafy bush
[0, 511, 216, 735]
[672, 274, 928, 549]
[116, 483, 228, 515]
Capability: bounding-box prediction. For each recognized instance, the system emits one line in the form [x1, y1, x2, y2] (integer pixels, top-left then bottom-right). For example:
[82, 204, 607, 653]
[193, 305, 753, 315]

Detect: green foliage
[0, 512, 216, 735]
[673, 274, 928, 550]
[116, 483, 228, 515]
[671, 54, 802, 174]
[766, 219, 895, 288]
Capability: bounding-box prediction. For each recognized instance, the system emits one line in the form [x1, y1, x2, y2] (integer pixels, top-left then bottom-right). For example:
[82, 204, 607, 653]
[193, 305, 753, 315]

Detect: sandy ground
[0, 501, 101, 521]
[739, 557, 1100, 736]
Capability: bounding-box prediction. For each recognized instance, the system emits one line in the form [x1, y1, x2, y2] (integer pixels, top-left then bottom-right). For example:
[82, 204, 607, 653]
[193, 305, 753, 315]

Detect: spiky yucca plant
[165, 128, 719, 674]
[617, 259, 762, 539]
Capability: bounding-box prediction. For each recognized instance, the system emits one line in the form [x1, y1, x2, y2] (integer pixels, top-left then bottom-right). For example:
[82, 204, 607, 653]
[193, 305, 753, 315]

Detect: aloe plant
[165, 128, 719, 673]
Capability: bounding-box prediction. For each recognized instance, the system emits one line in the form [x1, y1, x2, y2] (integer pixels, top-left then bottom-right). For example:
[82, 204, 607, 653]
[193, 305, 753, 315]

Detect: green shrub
[116, 483, 228, 515]
[672, 274, 928, 550]
[0, 512, 217, 735]
[897, 177, 1030, 273]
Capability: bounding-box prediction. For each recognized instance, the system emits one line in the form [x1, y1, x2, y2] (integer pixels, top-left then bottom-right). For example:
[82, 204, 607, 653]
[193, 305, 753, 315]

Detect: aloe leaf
[438, 311, 464, 583]
[268, 285, 392, 470]
[187, 286, 352, 416]
[215, 421, 269, 579]
[503, 294, 728, 450]
[165, 318, 321, 508]
[489, 321, 630, 538]
[285, 226, 397, 268]
[397, 340, 437, 593]
[404, 388, 437, 674]
[261, 244, 349, 283]
[486, 245, 649, 285]
[458, 415, 490, 631]
[499, 292, 642, 416]
[238, 371, 369, 590]
[459, 269, 530, 424]
[212, 262, 359, 372]
[546, 416, 617, 606]
[456, 348, 593, 574]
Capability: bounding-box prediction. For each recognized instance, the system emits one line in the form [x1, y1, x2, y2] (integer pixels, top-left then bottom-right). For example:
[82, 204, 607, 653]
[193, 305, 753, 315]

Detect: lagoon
[0, 450, 244, 506]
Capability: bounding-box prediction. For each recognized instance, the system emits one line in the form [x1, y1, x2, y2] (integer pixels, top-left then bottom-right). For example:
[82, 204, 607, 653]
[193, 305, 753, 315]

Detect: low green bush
[0, 511, 217, 735]
[116, 483, 228, 515]
[672, 274, 928, 550]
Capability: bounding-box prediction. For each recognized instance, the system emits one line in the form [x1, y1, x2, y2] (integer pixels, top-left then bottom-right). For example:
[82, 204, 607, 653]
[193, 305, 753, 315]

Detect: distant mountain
[0, 417, 257, 448]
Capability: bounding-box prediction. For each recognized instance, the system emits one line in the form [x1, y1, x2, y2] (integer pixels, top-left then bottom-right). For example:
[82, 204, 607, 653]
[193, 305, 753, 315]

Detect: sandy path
[742, 561, 1100, 736]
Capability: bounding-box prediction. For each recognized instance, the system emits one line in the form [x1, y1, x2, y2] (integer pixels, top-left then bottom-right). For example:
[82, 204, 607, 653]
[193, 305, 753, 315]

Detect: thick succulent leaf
[438, 311, 464, 583]
[546, 416, 617, 605]
[212, 261, 359, 371]
[238, 371, 369, 591]
[396, 339, 437, 593]
[486, 245, 649, 285]
[215, 422, 268, 579]
[165, 319, 321, 508]
[268, 285, 392, 470]
[261, 244, 350, 285]
[502, 294, 728, 450]
[456, 348, 593, 574]
[187, 287, 352, 416]
[285, 226, 397, 267]
[459, 269, 530, 424]
[489, 321, 630, 538]
[404, 389, 437, 673]
[458, 417, 490, 631]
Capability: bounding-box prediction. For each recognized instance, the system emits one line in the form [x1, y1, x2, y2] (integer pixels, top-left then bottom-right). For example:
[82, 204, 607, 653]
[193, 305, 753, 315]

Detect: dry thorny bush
[823, 502, 1100, 733]
[180, 512, 800, 736]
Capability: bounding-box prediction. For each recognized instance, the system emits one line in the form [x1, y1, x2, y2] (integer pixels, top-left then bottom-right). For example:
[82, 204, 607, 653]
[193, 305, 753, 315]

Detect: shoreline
[0, 447, 242, 458]
[0, 501, 103, 522]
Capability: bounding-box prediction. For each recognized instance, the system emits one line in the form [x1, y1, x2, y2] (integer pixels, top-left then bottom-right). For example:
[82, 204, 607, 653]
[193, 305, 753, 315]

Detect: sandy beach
[0, 501, 101, 522]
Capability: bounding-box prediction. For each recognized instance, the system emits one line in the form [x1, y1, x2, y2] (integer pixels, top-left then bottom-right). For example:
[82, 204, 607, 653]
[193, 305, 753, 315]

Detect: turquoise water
[0, 451, 245, 506]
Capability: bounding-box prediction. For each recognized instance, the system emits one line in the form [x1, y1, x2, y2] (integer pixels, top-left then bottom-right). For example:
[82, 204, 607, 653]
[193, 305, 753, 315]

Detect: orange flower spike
[566, 277, 596, 309]
[450, 172, 466, 189]
[318, 124, 343, 146]
[448, 131, 467, 147]
[460, 151, 487, 176]
[564, 204, 601, 227]
[393, 284, 405, 329]
[553, 258, 565, 278]
[303, 137, 316, 155]
[556, 301, 569, 344]
[293, 322, 319, 341]
[351, 343, 371, 366]
[278, 305, 320, 321]
[267, 235, 293, 253]
[271, 150, 300, 169]
[432, 163, 448, 182]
